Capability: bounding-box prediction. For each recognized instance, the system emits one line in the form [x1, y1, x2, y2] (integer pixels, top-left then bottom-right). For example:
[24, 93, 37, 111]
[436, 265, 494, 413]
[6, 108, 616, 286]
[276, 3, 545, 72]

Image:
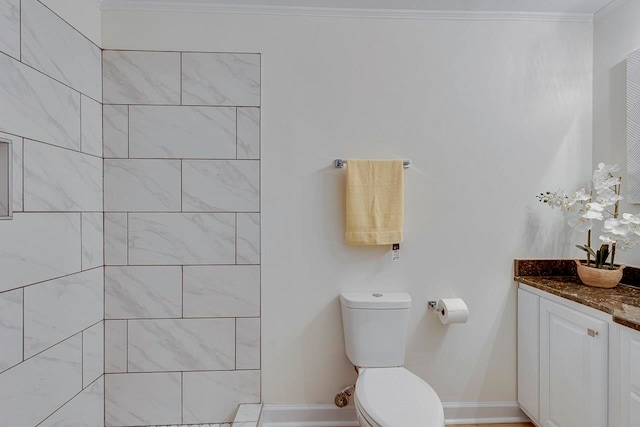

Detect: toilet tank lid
[340, 292, 411, 309]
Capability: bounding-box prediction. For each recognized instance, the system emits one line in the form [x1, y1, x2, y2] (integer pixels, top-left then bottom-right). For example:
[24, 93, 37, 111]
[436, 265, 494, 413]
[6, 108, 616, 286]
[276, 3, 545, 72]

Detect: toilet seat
[355, 367, 444, 427]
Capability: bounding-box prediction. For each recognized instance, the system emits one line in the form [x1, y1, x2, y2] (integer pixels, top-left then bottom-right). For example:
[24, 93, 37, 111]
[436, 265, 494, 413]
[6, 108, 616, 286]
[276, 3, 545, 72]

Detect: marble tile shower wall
[102, 50, 261, 426]
[0, 0, 104, 426]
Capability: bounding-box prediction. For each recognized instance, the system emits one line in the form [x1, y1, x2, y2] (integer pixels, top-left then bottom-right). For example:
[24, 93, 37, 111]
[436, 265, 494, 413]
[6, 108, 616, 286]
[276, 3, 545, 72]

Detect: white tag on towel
[392, 243, 400, 261]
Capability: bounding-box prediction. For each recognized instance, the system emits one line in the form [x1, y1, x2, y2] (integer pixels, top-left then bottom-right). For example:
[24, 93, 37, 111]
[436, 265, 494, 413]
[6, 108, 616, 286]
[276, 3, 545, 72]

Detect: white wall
[40, 0, 101, 46]
[103, 11, 593, 404]
[594, 2, 640, 267]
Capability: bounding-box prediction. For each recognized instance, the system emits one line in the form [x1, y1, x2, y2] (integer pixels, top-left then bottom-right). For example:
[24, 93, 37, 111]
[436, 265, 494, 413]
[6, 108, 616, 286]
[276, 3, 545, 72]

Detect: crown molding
[98, 0, 594, 23]
[594, 0, 628, 21]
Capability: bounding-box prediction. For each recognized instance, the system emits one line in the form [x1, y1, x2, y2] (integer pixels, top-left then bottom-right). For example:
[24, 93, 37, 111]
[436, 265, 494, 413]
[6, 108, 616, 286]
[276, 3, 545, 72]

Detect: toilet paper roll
[437, 298, 469, 324]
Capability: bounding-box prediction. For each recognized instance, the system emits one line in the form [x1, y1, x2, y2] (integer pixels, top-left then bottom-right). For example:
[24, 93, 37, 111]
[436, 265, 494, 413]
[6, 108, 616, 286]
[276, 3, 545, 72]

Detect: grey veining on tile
[0, 213, 81, 292]
[105, 159, 181, 212]
[105, 266, 182, 319]
[128, 318, 235, 372]
[24, 268, 103, 358]
[82, 321, 104, 388]
[0, 54, 80, 150]
[0, 0, 19, 59]
[103, 105, 129, 158]
[128, 213, 236, 265]
[105, 372, 182, 426]
[182, 160, 260, 212]
[82, 212, 104, 271]
[237, 108, 260, 159]
[104, 213, 128, 265]
[237, 213, 261, 264]
[182, 53, 260, 106]
[21, 0, 102, 100]
[183, 370, 260, 424]
[0, 335, 82, 427]
[81, 95, 103, 156]
[39, 376, 104, 427]
[183, 265, 260, 318]
[129, 105, 236, 159]
[24, 140, 103, 211]
[103, 50, 181, 105]
[236, 318, 260, 370]
[0, 288, 23, 373]
[105, 320, 127, 373]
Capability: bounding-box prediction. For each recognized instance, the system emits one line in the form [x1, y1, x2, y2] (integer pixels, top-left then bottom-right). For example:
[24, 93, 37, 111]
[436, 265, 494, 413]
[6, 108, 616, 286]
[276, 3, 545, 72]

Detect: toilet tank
[340, 292, 411, 368]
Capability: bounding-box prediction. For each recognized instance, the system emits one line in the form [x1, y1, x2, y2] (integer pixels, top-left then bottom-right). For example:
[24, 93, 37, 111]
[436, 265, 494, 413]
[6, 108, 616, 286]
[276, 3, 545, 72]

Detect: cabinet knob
[588, 328, 599, 337]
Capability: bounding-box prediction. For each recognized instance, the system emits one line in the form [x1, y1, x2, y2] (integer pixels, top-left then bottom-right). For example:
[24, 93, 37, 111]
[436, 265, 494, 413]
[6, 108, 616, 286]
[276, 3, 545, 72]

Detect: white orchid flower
[603, 218, 630, 236]
[568, 215, 593, 232]
[599, 234, 616, 244]
[581, 203, 604, 220]
[622, 213, 640, 224]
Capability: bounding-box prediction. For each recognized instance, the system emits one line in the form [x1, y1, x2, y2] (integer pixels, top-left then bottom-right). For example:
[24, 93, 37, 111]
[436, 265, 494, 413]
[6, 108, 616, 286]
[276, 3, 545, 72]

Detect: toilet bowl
[340, 292, 445, 427]
[354, 367, 444, 427]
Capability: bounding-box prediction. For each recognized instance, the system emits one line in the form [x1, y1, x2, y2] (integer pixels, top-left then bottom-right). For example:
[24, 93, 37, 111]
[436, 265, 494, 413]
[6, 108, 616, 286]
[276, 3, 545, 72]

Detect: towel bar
[334, 159, 411, 168]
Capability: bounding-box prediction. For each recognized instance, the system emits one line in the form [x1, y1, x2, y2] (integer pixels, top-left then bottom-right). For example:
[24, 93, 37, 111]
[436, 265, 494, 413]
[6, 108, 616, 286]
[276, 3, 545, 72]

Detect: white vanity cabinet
[539, 298, 608, 427]
[518, 286, 609, 427]
[620, 326, 640, 427]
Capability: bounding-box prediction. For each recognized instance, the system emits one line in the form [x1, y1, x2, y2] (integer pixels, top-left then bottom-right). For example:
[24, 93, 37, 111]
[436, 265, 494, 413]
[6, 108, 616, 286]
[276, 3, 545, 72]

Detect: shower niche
[0, 137, 12, 219]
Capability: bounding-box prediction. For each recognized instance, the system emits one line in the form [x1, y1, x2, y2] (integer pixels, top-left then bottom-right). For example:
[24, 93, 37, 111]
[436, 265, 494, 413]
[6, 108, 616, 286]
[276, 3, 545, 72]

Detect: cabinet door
[540, 299, 608, 427]
[518, 288, 540, 421]
[620, 327, 640, 427]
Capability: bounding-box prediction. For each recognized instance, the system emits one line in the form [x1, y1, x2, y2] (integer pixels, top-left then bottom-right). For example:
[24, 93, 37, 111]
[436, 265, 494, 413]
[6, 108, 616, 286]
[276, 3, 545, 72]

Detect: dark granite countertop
[514, 259, 640, 332]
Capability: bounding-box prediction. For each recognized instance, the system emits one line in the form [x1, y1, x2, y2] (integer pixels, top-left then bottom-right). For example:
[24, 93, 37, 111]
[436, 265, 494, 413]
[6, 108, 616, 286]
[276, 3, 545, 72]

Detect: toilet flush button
[372, 293, 383, 297]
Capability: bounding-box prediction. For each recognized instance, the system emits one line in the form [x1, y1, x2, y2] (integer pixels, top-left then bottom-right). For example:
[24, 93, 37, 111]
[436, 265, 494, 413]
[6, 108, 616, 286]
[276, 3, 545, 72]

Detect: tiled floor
[454, 424, 534, 427]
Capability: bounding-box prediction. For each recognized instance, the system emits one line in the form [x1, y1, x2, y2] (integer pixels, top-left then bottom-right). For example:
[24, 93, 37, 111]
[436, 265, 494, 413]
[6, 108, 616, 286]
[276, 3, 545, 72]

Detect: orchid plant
[537, 163, 640, 269]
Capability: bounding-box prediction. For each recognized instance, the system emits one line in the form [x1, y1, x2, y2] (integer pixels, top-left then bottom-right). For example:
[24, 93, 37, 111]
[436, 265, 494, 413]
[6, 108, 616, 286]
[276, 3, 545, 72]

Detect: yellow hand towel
[345, 159, 404, 245]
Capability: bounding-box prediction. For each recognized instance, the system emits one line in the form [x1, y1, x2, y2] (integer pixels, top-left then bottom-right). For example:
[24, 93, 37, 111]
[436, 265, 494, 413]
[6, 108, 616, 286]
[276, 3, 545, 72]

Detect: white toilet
[340, 292, 445, 427]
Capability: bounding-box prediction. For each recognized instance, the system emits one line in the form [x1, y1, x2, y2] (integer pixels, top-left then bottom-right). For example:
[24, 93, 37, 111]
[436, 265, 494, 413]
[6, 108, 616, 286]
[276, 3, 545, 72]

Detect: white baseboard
[259, 402, 530, 426]
[443, 401, 530, 424]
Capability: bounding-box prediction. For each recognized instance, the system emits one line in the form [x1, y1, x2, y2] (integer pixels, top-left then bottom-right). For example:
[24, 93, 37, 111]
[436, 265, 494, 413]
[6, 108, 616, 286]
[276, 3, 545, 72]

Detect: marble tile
[233, 423, 258, 427]
[182, 160, 260, 212]
[182, 53, 260, 106]
[0, 288, 22, 373]
[104, 105, 129, 158]
[39, 376, 104, 427]
[128, 318, 235, 372]
[183, 265, 260, 318]
[237, 108, 260, 159]
[183, 370, 260, 424]
[237, 213, 260, 264]
[105, 372, 182, 426]
[105, 320, 127, 373]
[233, 403, 262, 422]
[82, 212, 104, 270]
[0, 212, 81, 292]
[24, 140, 103, 211]
[236, 318, 260, 370]
[128, 213, 235, 265]
[0, 335, 82, 427]
[83, 321, 104, 388]
[0, 54, 80, 150]
[21, 0, 101, 100]
[104, 159, 181, 212]
[105, 266, 182, 319]
[81, 95, 103, 157]
[104, 213, 127, 265]
[0, 0, 19, 59]
[103, 50, 180, 105]
[129, 105, 236, 159]
[0, 133, 25, 212]
[24, 268, 103, 358]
